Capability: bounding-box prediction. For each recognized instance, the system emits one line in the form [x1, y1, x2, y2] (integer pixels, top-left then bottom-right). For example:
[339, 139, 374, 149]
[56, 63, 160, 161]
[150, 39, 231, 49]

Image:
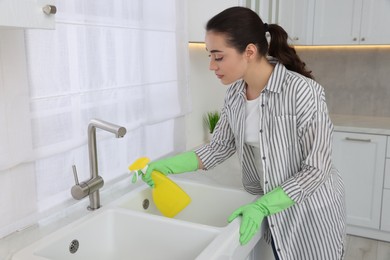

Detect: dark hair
[206, 7, 313, 79]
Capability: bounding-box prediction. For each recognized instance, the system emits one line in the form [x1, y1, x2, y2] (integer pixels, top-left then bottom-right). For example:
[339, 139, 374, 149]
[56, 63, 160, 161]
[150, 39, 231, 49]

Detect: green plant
[204, 111, 220, 134]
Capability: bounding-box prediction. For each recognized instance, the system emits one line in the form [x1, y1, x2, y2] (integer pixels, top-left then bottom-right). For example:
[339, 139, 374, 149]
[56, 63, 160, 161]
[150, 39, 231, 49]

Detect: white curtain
[0, 0, 189, 238]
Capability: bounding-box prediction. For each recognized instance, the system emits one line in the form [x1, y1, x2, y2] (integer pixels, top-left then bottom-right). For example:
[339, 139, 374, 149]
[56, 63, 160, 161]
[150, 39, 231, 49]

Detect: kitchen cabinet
[313, 0, 390, 45]
[188, 0, 242, 42]
[0, 0, 56, 29]
[273, 0, 315, 45]
[381, 189, 390, 232]
[244, 0, 273, 24]
[332, 131, 386, 229]
[381, 139, 390, 232]
[385, 158, 390, 191]
[189, 0, 390, 45]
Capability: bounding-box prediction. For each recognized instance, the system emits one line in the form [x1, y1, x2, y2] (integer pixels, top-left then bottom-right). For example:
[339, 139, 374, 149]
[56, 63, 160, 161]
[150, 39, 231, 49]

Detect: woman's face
[205, 31, 248, 85]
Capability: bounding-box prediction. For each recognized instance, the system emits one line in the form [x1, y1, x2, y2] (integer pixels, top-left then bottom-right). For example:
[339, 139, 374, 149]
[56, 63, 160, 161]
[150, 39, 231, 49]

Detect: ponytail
[267, 24, 314, 79]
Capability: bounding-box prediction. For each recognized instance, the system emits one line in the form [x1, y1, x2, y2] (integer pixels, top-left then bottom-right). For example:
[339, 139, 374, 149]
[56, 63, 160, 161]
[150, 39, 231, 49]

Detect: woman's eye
[208, 54, 223, 61]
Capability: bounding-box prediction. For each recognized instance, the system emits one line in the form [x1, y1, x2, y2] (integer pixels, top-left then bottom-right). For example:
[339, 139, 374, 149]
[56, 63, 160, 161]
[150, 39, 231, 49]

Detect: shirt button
[270, 224, 274, 228]
[259, 129, 263, 133]
[265, 181, 268, 184]
[262, 156, 266, 160]
[261, 104, 265, 107]
[277, 248, 281, 252]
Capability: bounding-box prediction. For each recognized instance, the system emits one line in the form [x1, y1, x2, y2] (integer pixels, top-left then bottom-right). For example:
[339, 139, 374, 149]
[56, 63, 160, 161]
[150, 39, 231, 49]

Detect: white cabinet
[244, 0, 273, 24]
[381, 189, 390, 232]
[385, 159, 390, 190]
[313, 0, 390, 45]
[358, 0, 390, 44]
[274, 0, 315, 45]
[381, 138, 390, 232]
[332, 131, 386, 229]
[0, 0, 56, 29]
[188, 0, 390, 45]
[188, 0, 242, 42]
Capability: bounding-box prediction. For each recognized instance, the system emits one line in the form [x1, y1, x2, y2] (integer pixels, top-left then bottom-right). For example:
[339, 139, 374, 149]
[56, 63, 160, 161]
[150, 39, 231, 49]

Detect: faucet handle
[71, 165, 90, 200]
[72, 165, 79, 185]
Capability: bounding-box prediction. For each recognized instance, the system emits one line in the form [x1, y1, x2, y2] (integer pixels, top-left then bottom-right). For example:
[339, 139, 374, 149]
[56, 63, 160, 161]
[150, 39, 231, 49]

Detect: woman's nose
[209, 59, 217, 71]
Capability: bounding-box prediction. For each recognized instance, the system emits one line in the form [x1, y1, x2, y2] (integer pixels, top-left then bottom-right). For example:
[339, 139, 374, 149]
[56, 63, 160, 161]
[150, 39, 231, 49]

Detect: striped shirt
[195, 62, 346, 260]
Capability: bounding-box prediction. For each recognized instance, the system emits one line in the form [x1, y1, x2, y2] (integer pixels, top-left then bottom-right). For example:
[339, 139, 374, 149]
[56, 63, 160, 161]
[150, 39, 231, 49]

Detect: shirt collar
[263, 59, 286, 94]
[236, 59, 287, 97]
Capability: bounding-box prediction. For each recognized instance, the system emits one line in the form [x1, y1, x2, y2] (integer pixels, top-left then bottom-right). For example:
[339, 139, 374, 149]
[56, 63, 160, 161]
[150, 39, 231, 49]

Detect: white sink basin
[117, 179, 257, 227]
[12, 209, 220, 260]
[12, 179, 261, 260]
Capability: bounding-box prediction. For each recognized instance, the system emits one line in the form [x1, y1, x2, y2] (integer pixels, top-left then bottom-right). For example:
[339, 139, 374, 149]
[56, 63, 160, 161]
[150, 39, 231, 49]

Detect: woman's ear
[245, 44, 258, 60]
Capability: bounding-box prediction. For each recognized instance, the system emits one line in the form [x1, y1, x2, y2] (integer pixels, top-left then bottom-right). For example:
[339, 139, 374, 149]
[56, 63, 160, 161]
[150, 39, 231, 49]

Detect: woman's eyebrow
[205, 48, 223, 53]
[205, 46, 223, 52]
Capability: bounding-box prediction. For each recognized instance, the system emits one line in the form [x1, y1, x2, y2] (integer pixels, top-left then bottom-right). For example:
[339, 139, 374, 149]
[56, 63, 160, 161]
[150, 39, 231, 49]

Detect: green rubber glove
[228, 187, 295, 245]
[142, 151, 199, 187]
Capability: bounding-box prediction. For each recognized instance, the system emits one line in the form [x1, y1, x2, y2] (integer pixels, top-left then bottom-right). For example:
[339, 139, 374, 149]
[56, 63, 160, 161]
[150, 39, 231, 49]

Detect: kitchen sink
[12, 209, 220, 260]
[12, 178, 261, 260]
[117, 179, 257, 227]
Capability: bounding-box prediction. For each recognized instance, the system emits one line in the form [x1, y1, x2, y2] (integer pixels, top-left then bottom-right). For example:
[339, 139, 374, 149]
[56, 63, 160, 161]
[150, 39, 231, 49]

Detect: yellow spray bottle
[129, 157, 191, 218]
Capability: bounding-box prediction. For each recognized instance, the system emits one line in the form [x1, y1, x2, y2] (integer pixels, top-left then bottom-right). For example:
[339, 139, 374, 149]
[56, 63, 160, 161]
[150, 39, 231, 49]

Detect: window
[0, 0, 189, 238]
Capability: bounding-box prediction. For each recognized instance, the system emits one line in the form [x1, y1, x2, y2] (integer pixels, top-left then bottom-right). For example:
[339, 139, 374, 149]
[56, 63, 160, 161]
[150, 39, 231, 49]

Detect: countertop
[331, 114, 390, 135]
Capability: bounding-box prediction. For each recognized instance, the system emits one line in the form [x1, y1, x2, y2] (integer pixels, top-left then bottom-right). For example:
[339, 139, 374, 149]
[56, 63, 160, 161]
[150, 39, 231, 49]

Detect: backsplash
[297, 47, 390, 117]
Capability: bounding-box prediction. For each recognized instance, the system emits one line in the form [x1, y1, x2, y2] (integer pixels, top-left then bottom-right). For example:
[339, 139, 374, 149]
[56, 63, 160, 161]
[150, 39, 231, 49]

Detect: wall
[185, 43, 227, 150]
[297, 46, 390, 117]
[186, 45, 390, 148]
[0, 30, 38, 237]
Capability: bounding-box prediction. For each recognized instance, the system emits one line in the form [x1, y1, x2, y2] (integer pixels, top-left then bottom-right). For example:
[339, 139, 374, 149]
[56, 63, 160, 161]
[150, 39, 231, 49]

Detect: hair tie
[264, 23, 269, 32]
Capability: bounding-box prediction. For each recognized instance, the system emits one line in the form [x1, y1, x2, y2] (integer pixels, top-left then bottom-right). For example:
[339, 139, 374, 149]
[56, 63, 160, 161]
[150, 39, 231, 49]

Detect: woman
[141, 7, 346, 260]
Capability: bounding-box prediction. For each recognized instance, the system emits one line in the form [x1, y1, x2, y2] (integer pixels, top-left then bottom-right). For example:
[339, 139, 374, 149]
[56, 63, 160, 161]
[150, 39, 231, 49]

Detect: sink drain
[142, 199, 149, 210]
[69, 239, 79, 254]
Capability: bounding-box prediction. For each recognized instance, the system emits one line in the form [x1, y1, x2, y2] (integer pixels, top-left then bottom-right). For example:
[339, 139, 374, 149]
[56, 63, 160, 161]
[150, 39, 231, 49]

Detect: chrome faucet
[71, 119, 127, 210]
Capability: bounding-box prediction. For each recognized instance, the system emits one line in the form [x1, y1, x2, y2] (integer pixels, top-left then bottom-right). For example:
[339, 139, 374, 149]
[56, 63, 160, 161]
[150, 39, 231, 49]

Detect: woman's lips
[216, 74, 223, 79]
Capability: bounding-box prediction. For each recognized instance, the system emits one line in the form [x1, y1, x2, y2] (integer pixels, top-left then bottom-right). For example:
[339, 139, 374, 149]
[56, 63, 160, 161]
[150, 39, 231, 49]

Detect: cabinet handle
[42, 5, 57, 15]
[293, 37, 299, 41]
[353, 37, 357, 41]
[361, 37, 365, 41]
[345, 137, 371, 142]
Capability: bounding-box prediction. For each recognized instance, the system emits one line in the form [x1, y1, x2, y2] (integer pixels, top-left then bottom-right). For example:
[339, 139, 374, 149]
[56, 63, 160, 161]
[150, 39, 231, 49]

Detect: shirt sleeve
[195, 102, 237, 170]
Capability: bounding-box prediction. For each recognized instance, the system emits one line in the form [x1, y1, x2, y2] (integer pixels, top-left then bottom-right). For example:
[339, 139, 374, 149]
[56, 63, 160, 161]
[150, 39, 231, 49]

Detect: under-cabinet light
[189, 42, 390, 50]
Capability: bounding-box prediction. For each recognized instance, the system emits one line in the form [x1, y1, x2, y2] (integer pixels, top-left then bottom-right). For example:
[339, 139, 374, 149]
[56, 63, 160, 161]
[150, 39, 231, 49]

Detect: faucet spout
[71, 119, 127, 211]
[88, 119, 127, 139]
[87, 119, 127, 210]
[88, 119, 127, 179]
